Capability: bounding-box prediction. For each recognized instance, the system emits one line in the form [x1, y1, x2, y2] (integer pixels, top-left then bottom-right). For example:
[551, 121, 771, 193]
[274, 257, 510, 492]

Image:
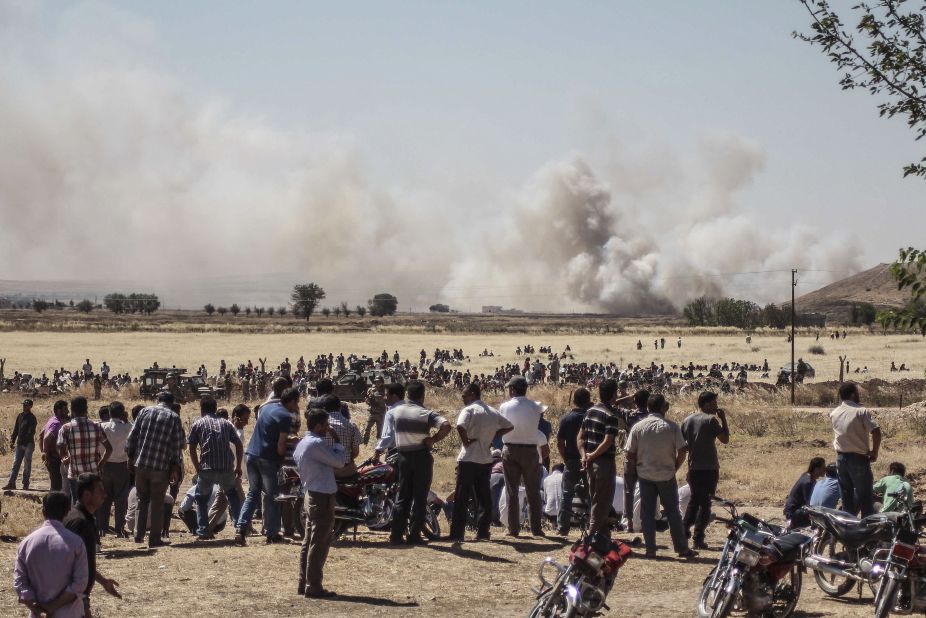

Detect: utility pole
[791, 269, 797, 405]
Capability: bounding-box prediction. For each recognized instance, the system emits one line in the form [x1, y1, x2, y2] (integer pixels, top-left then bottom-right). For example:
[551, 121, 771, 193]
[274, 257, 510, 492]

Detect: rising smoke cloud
[0, 2, 861, 313]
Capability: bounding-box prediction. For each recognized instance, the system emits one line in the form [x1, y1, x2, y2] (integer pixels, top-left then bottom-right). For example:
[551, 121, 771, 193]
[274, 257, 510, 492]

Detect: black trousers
[683, 469, 719, 542]
[450, 461, 492, 539]
[390, 449, 433, 542]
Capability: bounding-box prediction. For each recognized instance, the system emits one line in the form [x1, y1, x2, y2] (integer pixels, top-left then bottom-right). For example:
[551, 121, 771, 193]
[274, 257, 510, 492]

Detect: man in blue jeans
[830, 382, 881, 517]
[235, 387, 297, 545]
[4, 399, 37, 490]
[624, 394, 695, 560]
[188, 396, 243, 540]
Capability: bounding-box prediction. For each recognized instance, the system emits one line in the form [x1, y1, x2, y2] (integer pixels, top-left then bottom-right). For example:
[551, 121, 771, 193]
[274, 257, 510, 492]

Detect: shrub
[808, 345, 825, 355]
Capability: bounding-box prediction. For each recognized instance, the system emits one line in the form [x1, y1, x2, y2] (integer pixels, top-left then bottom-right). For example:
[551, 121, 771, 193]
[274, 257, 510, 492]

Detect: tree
[230, 303, 241, 316]
[333, 305, 342, 318]
[683, 296, 715, 326]
[879, 247, 926, 333]
[76, 300, 94, 313]
[278, 306, 287, 316]
[267, 306, 275, 316]
[291, 283, 326, 321]
[33, 300, 50, 313]
[104, 293, 127, 314]
[204, 303, 215, 316]
[217, 306, 228, 316]
[429, 303, 451, 313]
[356, 305, 366, 318]
[763, 303, 790, 329]
[795, 0, 926, 177]
[368, 293, 398, 317]
[256, 306, 265, 317]
[321, 307, 331, 317]
[340, 302, 351, 317]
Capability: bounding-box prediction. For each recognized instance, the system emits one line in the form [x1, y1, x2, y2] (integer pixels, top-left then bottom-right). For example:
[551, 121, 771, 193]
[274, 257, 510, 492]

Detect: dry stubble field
[0, 328, 925, 617]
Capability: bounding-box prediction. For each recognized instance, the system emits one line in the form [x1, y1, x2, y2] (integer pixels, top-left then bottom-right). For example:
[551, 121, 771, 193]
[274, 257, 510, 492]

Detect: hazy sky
[1, 1, 922, 310]
[113, 0, 921, 258]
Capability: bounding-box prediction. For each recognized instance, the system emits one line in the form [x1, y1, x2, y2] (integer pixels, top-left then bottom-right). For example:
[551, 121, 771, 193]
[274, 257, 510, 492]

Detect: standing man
[40, 400, 70, 492]
[124, 391, 185, 548]
[14, 491, 88, 618]
[372, 382, 407, 461]
[387, 380, 451, 545]
[362, 376, 387, 445]
[294, 409, 347, 598]
[188, 396, 243, 540]
[623, 389, 651, 533]
[99, 401, 133, 537]
[498, 376, 546, 538]
[830, 382, 881, 517]
[57, 396, 112, 501]
[625, 394, 694, 559]
[235, 387, 297, 545]
[449, 382, 513, 542]
[5, 398, 38, 490]
[577, 379, 631, 538]
[64, 473, 122, 616]
[681, 392, 729, 550]
[555, 388, 591, 536]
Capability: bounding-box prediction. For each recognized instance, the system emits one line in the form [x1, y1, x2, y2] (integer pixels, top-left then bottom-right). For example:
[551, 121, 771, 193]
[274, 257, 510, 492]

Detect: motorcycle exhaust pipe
[804, 555, 864, 582]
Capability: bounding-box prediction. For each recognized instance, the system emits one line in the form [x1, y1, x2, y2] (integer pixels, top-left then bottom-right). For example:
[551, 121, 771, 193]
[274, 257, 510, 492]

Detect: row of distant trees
[683, 296, 880, 328]
[203, 284, 399, 321]
[30, 293, 160, 314]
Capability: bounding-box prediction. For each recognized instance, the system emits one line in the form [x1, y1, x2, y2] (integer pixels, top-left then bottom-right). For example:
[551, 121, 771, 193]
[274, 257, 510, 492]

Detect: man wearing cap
[498, 375, 546, 537]
[4, 399, 38, 490]
[362, 377, 387, 445]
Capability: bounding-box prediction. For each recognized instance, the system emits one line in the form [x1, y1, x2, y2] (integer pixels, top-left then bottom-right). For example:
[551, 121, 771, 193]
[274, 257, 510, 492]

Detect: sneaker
[305, 589, 336, 599]
[234, 531, 247, 546]
[677, 549, 698, 559]
[148, 539, 171, 549]
[265, 534, 286, 545]
[694, 540, 709, 550]
[2, 484, 15, 491]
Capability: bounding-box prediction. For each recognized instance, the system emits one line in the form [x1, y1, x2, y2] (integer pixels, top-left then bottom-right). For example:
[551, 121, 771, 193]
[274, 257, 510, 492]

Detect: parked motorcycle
[332, 455, 442, 540]
[802, 505, 904, 597]
[698, 497, 811, 618]
[529, 530, 632, 617]
[867, 489, 926, 617]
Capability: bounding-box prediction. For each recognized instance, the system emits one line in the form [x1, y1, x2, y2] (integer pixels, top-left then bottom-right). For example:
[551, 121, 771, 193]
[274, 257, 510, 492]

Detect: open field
[1, 329, 924, 384]
[1, 328, 925, 616]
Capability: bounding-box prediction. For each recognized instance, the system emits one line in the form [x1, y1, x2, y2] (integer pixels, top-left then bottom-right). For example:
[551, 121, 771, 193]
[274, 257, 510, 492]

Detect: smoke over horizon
[0, 2, 862, 313]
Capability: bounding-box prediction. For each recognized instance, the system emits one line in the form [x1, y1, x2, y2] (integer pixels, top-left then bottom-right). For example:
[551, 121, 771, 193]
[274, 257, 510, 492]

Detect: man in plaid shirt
[316, 395, 360, 477]
[188, 397, 243, 539]
[125, 392, 185, 548]
[57, 396, 112, 502]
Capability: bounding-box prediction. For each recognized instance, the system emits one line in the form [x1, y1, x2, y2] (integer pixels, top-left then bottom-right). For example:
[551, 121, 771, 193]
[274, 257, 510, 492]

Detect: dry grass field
[1, 327, 925, 616]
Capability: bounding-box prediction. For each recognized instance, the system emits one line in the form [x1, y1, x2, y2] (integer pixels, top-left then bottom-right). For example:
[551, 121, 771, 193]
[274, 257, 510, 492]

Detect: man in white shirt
[830, 382, 881, 517]
[498, 376, 546, 537]
[448, 383, 513, 542]
[98, 402, 132, 537]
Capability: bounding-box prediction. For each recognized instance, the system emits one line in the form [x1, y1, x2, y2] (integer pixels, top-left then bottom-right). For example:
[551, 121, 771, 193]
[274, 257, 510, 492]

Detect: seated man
[631, 482, 690, 533]
[542, 464, 564, 523]
[178, 480, 228, 536]
[873, 462, 914, 513]
[125, 486, 176, 539]
[809, 463, 841, 510]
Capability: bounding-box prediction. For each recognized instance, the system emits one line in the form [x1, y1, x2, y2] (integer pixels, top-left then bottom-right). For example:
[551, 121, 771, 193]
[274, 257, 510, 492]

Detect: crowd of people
[5, 346, 918, 615]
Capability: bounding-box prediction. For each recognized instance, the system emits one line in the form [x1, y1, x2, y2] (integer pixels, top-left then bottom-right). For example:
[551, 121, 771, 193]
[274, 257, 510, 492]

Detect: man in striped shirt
[125, 392, 185, 548]
[57, 396, 112, 503]
[577, 379, 632, 537]
[386, 380, 451, 545]
[188, 396, 243, 539]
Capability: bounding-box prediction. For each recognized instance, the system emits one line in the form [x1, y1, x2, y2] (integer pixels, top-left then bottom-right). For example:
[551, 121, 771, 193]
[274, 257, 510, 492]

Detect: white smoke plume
[0, 2, 861, 313]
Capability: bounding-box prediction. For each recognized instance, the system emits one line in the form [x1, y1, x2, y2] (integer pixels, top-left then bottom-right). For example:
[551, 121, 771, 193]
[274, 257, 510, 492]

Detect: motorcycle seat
[813, 508, 894, 543]
[772, 532, 811, 562]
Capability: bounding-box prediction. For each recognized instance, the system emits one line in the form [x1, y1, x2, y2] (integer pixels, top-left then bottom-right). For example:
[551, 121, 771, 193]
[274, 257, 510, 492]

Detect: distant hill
[796, 263, 909, 323]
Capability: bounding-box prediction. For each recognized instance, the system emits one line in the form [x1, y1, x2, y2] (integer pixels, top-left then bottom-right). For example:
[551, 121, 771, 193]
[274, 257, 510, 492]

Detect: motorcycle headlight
[737, 547, 761, 567]
[566, 584, 580, 601]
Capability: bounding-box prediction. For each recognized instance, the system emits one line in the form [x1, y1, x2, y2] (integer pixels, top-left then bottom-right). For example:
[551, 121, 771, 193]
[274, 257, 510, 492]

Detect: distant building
[481, 305, 524, 315]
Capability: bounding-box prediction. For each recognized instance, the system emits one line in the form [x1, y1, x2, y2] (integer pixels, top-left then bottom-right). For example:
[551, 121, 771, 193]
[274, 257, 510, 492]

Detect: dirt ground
[0, 499, 885, 618]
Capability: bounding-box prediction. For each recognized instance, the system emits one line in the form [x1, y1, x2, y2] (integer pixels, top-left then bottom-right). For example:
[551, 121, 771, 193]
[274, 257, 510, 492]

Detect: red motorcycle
[869, 489, 926, 617]
[333, 455, 442, 540]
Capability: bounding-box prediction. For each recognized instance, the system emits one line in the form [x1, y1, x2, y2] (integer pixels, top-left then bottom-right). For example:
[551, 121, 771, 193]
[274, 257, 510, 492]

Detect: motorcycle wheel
[873, 576, 899, 618]
[528, 590, 553, 618]
[710, 588, 736, 618]
[769, 565, 802, 618]
[697, 568, 724, 618]
[332, 519, 351, 541]
[812, 534, 856, 597]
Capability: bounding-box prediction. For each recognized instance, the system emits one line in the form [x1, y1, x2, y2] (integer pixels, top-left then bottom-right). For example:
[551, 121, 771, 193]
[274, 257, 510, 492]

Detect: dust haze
[0, 2, 861, 313]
